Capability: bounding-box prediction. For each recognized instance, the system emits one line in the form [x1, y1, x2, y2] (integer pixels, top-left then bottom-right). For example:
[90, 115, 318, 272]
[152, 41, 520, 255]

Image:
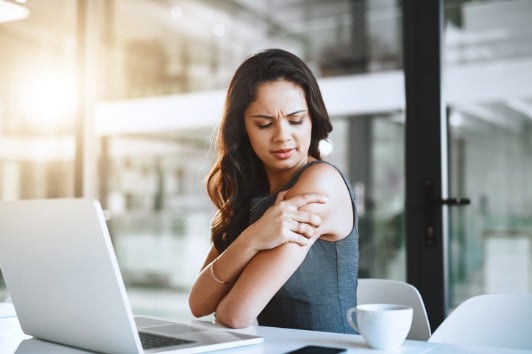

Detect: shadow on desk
[16, 338, 92, 354]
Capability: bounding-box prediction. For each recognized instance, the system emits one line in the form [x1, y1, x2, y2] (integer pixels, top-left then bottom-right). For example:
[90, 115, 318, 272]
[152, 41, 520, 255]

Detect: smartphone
[285, 345, 347, 354]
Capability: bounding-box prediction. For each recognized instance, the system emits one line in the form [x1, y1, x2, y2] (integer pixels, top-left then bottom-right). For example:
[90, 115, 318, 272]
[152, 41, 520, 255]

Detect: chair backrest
[357, 278, 431, 341]
[429, 293, 532, 350]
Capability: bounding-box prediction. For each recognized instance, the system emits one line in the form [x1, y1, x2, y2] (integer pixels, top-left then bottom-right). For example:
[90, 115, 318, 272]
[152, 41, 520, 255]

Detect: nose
[273, 120, 291, 141]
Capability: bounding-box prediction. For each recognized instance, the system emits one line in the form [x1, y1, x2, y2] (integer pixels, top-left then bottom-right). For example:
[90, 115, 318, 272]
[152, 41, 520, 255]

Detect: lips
[272, 148, 294, 160]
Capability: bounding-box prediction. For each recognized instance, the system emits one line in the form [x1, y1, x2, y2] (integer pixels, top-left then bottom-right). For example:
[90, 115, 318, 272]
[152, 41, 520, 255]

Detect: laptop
[0, 199, 263, 354]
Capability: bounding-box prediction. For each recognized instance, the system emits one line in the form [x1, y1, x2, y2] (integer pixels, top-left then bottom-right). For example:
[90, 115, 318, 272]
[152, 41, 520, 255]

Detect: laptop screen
[0, 199, 262, 354]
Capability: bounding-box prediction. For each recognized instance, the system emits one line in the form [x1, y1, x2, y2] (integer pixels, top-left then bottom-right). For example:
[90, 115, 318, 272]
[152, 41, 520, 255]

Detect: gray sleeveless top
[250, 160, 359, 334]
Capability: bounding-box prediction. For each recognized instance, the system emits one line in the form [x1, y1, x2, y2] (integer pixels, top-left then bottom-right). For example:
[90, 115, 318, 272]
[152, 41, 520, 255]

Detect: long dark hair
[206, 48, 333, 251]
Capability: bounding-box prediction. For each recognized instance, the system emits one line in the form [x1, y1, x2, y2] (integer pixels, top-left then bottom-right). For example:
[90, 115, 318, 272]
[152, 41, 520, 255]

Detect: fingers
[291, 234, 311, 247]
[272, 190, 327, 247]
[274, 190, 289, 204]
[285, 193, 325, 240]
[295, 221, 304, 235]
[286, 192, 328, 209]
[289, 221, 313, 246]
[295, 212, 322, 228]
[292, 220, 317, 239]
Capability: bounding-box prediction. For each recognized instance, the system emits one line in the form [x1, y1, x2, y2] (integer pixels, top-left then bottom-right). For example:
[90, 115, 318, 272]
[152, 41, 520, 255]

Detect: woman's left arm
[214, 163, 353, 327]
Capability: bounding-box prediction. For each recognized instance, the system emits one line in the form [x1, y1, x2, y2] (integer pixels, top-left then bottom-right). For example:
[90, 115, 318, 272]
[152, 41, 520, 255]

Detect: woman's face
[244, 80, 312, 180]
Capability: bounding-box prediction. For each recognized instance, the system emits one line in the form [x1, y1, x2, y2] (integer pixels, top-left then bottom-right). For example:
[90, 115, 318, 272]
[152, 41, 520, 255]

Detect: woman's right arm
[188, 192, 326, 318]
[188, 238, 257, 317]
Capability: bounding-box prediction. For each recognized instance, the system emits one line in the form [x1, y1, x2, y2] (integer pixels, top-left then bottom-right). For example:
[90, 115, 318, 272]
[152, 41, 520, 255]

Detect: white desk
[1, 309, 530, 354]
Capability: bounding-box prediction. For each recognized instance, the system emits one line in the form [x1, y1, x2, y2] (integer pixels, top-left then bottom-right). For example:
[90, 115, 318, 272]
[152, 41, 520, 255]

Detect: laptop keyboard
[139, 331, 194, 349]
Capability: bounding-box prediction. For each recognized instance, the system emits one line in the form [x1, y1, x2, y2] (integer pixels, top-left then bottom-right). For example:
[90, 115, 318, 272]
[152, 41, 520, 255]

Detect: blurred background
[0, 0, 531, 322]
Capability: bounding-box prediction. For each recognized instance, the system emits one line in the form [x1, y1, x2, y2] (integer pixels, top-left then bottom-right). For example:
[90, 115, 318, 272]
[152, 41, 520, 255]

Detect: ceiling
[0, 0, 532, 141]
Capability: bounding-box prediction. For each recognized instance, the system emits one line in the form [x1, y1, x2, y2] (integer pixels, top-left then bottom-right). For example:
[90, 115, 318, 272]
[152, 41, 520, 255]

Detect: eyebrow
[249, 109, 307, 119]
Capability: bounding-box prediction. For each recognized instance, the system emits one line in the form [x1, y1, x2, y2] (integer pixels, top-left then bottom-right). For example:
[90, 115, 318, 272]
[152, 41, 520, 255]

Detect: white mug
[346, 303, 413, 350]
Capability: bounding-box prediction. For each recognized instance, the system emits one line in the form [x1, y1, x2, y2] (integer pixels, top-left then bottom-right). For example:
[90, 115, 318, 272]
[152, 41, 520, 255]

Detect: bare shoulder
[288, 161, 353, 241]
[304, 161, 343, 182]
[292, 161, 347, 195]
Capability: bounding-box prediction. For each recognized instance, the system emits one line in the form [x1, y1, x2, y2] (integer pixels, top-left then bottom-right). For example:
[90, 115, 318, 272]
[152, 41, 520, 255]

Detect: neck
[266, 157, 314, 193]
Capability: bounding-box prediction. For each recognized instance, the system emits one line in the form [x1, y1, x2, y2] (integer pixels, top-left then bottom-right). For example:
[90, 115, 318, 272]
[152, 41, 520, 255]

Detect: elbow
[215, 312, 254, 329]
[215, 302, 255, 329]
[188, 295, 214, 318]
[189, 306, 206, 319]
[189, 297, 253, 327]
[188, 299, 203, 318]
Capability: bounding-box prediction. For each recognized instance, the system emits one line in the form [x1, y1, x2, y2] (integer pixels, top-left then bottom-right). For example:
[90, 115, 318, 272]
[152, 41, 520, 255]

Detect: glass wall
[0, 0, 407, 317]
[94, 0, 406, 318]
[0, 0, 77, 200]
[3, 0, 531, 321]
[444, 0, 532, 308]
[0, 0, 77, 300]
[366, 115, 405, 279]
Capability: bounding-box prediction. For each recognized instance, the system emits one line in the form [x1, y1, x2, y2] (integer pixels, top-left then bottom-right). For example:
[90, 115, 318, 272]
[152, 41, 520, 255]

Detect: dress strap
[281, 160, 326, 191]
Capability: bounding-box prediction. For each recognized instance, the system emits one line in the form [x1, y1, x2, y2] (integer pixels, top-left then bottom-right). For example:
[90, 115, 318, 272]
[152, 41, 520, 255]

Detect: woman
[188, 48, 359, 334]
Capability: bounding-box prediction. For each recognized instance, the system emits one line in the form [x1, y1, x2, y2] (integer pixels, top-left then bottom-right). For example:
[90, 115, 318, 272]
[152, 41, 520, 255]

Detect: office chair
[429, 293, 532, 350]
[357, 278, 431, 341]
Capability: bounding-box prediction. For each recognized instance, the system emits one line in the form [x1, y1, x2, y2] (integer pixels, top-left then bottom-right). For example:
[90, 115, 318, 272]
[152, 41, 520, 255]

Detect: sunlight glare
[15, 68, 77, 132]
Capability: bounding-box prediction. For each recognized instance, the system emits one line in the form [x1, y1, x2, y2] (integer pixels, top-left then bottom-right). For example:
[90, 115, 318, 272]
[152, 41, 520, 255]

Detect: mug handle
[346, 307, 360, 333]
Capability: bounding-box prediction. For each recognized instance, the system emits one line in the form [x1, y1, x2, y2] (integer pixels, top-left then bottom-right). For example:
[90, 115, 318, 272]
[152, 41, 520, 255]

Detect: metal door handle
[424, 178, 470, 247]
[439, 198, 471, 206]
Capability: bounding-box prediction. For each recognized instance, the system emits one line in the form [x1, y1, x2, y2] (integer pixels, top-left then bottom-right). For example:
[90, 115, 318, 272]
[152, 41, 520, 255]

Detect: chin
[277, 160, 304, 171]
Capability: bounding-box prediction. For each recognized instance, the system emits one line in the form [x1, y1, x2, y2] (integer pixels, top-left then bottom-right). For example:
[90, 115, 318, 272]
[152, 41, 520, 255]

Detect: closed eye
[287, 110, 307, 124]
